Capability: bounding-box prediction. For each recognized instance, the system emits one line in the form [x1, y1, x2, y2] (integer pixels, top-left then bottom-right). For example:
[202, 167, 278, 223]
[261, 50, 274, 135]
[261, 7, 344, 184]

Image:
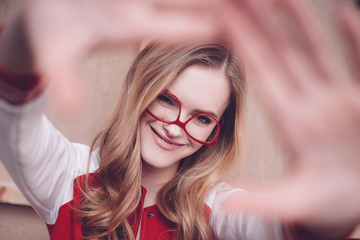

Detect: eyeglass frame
[145, 91, 221, 146]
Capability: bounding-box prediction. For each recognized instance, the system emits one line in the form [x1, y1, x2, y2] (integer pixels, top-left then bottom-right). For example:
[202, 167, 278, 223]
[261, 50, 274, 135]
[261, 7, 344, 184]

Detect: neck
[141, 161, 179, 207]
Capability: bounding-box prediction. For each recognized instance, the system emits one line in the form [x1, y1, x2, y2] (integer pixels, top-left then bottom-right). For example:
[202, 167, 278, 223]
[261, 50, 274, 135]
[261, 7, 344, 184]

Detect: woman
[1, 11, 290, 239]
[0, 39, 248, 239]
[0, 0, 359, 239]
[76, 43, 246, 239]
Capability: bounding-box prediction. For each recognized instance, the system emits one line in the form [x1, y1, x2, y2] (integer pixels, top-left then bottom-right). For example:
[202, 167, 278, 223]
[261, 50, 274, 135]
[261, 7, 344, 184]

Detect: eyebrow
[164, 90, 219, 119]
[193, 109, 219, 119]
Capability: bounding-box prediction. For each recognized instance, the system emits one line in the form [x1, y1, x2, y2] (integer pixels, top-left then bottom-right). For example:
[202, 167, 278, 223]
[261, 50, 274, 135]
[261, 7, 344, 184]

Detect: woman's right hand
[0, 0, 221, 111]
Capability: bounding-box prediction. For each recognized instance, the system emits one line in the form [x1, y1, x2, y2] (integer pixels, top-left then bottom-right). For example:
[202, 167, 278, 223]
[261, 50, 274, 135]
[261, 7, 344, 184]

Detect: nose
[163, 123, 184, 139]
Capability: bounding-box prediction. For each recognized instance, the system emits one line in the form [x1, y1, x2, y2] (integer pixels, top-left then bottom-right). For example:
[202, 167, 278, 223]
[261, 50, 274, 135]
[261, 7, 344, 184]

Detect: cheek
[140, 113, 149, 126]
[191, 141, 203, 153]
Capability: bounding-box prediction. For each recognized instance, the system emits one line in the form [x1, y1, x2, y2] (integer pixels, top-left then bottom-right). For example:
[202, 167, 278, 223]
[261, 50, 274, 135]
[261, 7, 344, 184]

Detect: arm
[0, 9, 95, 224]
[207, 184, 353, 240]
[0, 92, 96, 224]
[206, 184, 285, 240]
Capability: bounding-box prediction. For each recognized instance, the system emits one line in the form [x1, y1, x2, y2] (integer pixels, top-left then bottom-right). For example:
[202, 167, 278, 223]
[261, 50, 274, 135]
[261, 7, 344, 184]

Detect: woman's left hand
[222, 0, 360, 236]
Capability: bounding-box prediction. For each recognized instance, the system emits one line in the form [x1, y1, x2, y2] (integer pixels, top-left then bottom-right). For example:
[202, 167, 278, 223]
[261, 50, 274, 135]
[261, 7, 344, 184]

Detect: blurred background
[0, 0, 359, 239]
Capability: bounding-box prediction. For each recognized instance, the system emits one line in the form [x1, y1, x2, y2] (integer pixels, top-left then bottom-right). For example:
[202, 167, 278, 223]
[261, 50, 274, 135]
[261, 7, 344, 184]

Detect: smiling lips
[150, 126, 185, 151]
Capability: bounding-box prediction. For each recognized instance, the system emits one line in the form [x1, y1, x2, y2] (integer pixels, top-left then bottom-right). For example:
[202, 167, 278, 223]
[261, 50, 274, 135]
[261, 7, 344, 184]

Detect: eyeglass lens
[147, 92, 219, 143]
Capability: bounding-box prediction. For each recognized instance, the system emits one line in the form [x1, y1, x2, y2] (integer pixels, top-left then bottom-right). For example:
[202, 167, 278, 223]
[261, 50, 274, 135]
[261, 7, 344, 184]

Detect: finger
[40, 61, 86, 115]
[136, 9, 219, 43]
[227, 0, 329, 101]
[223, 2, 319, 152]
[102, 0, 221, 44]
[223, 4, 295, 113]
[226, 0, 360, 152]
[337, 1, 360, 85]
[247, 0, 352, 85]
[240, 0, 328, 95]
[223, 171, 360, 226]
[279, 0, 353, 86]
[243, 0, 354, 91]
[149, 0, 221, 10]
[32, 51, 87, 115]
[34, 39, 86, 114]
[334, 2, 360, 115]
[223, 177, 313, 222]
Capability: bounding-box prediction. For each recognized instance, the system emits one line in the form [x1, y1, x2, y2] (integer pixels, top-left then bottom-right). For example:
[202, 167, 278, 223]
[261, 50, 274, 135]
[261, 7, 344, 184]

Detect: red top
[46, 173, 211, 240]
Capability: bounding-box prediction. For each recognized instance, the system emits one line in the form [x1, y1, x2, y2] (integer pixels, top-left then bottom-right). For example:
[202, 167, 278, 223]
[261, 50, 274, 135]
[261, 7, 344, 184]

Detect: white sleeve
[205, 183, 287, 240]
[0, 92, 99, 224]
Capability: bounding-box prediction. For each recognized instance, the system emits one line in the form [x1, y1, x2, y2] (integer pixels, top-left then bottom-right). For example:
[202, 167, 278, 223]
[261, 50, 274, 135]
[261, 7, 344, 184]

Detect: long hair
[77, 42, 246, 239]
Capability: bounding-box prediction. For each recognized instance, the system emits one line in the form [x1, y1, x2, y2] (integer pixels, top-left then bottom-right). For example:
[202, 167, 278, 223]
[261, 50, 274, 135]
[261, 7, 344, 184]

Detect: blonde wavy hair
[77, 42, 246, 239]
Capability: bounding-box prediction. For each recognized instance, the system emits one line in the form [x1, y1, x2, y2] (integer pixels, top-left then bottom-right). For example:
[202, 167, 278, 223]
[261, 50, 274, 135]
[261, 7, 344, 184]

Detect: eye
[195, 115, 213, 125]
[156, 93, 178, 108]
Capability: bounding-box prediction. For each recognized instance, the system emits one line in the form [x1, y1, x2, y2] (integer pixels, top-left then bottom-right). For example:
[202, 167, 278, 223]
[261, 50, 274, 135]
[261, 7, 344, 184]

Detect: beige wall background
[0, 0, 359, 239]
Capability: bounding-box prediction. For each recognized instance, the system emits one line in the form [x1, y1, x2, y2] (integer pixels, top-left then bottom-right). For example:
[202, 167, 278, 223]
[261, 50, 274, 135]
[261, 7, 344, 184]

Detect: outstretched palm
[224, 0, 360, 231]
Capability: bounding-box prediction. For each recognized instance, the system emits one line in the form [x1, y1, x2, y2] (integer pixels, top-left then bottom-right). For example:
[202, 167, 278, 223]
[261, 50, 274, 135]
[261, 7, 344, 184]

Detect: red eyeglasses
[145, 91, 220, 146]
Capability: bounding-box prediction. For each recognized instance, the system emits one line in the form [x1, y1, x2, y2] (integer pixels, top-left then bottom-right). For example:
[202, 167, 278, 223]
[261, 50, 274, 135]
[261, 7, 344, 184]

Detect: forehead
[167, 65, 231, 116]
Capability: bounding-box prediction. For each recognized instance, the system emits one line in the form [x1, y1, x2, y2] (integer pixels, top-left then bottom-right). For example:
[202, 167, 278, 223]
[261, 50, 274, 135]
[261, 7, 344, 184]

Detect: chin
[140, 140, 183, 170]
[142, 155, 178, 170]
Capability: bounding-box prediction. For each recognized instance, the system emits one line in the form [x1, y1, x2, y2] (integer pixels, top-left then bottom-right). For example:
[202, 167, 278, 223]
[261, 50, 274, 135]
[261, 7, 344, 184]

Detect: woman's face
[140, 64, 231, 172]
